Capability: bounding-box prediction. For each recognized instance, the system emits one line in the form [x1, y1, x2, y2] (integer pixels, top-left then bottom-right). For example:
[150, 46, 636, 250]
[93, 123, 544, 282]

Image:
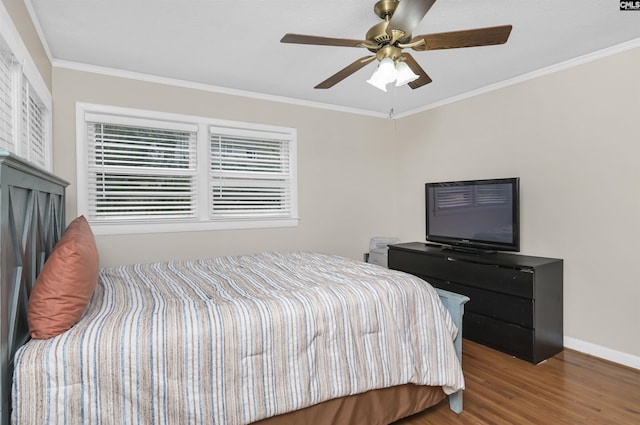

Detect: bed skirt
[252, 384, 445, 425]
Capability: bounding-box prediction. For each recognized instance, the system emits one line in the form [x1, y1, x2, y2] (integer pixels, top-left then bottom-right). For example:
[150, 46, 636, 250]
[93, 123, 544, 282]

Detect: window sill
[89, 217, 300, 236]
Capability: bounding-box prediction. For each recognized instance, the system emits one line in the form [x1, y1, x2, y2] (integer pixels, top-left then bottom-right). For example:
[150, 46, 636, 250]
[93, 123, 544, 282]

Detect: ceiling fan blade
[411, 25, 512, 51]
[401, 53, 432, 89]
[281, 33, 367, 48]
[314, 55, 376, 89]
[388, 0, 437, 39]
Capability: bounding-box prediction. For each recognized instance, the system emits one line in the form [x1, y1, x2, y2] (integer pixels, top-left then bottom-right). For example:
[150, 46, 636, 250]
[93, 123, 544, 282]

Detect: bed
[0, 150, 467, 425]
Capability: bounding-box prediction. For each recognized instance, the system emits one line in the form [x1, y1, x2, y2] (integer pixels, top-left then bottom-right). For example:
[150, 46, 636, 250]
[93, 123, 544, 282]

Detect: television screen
[425, 177, 520, 252]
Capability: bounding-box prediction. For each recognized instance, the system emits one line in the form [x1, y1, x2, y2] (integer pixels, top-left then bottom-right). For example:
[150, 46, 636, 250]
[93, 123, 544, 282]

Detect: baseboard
[564, 337, 640, 370]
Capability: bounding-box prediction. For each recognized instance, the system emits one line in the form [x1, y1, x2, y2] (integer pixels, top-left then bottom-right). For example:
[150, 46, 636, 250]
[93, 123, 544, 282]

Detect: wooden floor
[394, 339, 640, 424]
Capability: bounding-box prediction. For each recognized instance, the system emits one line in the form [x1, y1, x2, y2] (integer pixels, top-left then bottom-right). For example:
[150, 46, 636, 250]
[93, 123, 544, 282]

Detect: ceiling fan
[280, 0, 512, 91]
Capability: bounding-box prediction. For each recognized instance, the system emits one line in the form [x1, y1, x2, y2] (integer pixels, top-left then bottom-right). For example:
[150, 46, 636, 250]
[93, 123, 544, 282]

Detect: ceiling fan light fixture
[377, 57, 397, 84]
[366, 73, 388, 92]
[395, 60, 419, 86]
[367, 56, 398, 92]
[366, 58, 394, 92]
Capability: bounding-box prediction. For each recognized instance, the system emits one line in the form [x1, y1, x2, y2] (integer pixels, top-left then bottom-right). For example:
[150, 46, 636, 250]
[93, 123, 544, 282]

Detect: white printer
[367, 237, 399, 268]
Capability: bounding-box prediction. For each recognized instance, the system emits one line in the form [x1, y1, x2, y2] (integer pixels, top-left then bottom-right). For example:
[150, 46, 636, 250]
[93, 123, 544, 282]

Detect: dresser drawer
[428, 278, 533, 328]
[463, 312, 534, 361]
[389, 249, 533, 298]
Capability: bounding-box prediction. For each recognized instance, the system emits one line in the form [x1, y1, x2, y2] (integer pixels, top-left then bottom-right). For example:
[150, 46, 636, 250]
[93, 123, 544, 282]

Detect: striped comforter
[13, 252, 464, 424]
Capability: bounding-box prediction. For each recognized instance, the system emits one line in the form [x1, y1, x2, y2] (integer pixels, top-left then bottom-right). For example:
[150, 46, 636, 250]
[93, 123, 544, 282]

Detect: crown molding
[394, 38, 640, 119]
[52, 59, 388, 119]
[24, 0, 53, 63]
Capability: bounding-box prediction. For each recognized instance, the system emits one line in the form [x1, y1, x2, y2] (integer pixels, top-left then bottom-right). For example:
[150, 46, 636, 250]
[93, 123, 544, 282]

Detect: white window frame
[76, 103, 298, 235]
[0, 2, 52, 170]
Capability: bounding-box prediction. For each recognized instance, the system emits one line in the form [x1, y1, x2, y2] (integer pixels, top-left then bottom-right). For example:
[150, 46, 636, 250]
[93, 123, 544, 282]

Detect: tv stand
[388, 242, 563, 364]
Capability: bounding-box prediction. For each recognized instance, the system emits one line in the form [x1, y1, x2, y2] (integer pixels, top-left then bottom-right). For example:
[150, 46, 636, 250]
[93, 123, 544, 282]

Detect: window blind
[20, 78, 28, 155]
[86, 122, 198, 221]
[209, 133, 292, 218]
[78, 104, 298, 233]
[0, 50, 14, 151]
[19, 80, 47, 168]
[27, 91, 46, 168]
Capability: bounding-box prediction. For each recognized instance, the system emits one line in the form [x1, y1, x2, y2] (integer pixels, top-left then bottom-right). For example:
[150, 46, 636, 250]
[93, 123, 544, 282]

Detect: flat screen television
[425, 177, 520, 253]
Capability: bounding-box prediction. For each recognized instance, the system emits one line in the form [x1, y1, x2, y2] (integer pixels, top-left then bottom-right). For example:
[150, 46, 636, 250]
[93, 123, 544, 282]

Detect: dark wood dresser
[388, 242, 563, 364]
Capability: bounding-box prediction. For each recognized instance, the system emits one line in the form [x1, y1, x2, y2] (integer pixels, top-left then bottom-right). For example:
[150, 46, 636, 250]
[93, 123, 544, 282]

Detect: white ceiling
[28, 0, 640, 117]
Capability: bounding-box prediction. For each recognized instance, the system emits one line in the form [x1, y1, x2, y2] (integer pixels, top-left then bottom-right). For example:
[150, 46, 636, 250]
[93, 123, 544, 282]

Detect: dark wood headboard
[0, 150, 68, 425]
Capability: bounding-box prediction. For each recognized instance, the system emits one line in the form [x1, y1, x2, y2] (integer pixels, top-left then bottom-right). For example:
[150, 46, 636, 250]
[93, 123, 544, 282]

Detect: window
[0, 50, 14, 152]
[22, 80, 48, 168]
[0, 4, 52, 169]
[210, 129, 294, 220]
[85, 116, 198, 222]
[77, 104, 298, 235]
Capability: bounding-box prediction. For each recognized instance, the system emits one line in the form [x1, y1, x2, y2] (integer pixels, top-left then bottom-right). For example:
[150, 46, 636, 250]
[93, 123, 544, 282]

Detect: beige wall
[52, 68, 399, 266]
[2, 0, 51, 88]
[395, 47, 640, 358]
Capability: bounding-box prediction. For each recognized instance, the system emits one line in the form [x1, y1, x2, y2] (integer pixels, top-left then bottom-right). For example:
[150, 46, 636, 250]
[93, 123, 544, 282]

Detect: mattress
[13, 252, 464, 424]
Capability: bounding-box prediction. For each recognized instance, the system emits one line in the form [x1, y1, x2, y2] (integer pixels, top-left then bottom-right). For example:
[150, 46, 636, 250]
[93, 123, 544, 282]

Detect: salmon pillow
[28, 215, 99, 339]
